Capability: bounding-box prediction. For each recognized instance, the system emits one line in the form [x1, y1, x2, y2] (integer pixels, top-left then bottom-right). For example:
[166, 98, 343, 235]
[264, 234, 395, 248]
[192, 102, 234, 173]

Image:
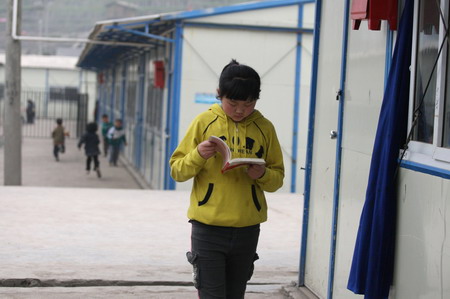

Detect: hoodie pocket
[251, 185, 262, 211]
[198, 183, 214, 206]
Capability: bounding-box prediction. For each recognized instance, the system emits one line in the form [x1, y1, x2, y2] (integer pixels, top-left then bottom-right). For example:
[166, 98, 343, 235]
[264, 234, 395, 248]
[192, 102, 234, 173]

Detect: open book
[208, 136, 265, 173]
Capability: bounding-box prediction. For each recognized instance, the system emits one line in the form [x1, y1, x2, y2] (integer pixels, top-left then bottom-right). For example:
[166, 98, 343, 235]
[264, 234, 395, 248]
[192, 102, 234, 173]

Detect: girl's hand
[197, 140, 216, 159]
[247, 164, 265, 180]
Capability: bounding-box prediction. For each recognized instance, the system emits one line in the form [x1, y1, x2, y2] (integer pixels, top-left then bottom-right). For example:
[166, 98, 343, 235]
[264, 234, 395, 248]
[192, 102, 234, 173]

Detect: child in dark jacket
[78, 122, 101, 177]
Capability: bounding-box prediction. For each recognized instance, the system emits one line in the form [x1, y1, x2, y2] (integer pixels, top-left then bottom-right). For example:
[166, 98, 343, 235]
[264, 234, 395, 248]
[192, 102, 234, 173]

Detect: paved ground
[0, 138, 312, 298]
[0, 138, 141, 189]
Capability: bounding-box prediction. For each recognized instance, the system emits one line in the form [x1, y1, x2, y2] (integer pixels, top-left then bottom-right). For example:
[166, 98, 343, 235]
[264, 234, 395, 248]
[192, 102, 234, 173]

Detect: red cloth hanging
[153, 61, 165, 89]
[351, 0, 398, 31]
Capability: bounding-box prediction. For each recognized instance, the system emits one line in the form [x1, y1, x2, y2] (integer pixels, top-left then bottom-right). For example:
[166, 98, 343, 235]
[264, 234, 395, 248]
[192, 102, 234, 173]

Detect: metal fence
[0, 89, 88, 139]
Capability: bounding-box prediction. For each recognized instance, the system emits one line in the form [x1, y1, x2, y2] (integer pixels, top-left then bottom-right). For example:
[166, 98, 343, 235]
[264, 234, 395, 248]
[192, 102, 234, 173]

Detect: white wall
[305, 0, 344, 296]
[176, 3, 314, 194]
[307, 1, 450, 299]
[191, 5, 299, 28]
[0, 57, 97, 122]
[394, 170, 450, 299]
[332, 25, 387, 299]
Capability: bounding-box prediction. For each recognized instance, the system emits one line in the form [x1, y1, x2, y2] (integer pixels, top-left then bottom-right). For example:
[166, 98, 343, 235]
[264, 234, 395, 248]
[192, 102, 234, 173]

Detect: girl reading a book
[170, 59, 284, 298]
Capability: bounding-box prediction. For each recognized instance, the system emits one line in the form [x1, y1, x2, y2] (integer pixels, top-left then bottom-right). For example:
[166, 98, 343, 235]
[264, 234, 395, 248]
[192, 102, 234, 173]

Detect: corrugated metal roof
[77, 0, 314, 70]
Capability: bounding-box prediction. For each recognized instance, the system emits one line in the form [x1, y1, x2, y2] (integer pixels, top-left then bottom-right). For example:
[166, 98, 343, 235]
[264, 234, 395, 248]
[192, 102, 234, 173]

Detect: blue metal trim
[384, 28, 394, 88]
[104, 71, 111, 119]
[299, 0, 322, 286]
[327, 0, 351, 298]
[134, 55, 146, 170]
[184, 21, 314, 34]
[164, 40, 174, 190]
[105, 18, 162, 30]
[111, 68, 116, 121]
[400, 160, 450, 179]
[107, 24, 175, 43]
[291, 4, 304, 193]
[100, 80, 104, 119]
[166, 21, 184, 190]
[95, 80, 101, 122]
[162, 0, 315, 21]
[96, 78, 102, 121]
[120, 61, 127, 124]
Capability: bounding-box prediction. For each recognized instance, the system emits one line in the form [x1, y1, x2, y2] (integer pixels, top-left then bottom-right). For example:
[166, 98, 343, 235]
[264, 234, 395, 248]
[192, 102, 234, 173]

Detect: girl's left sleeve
[256, 125, 284, 192]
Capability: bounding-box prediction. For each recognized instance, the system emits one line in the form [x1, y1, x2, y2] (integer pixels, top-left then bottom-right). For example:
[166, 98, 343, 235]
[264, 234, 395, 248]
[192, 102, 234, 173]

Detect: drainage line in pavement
[0, 279, 280, 288]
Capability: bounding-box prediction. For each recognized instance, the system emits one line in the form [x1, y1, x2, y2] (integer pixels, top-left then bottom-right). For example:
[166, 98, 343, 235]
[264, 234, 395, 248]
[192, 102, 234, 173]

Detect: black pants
[53, 144, 65, 159]
[188, 220, 260, 299]
[86, 155, 99, 171]
[103, 137, 109, 156]
[109, 144, 120, 165]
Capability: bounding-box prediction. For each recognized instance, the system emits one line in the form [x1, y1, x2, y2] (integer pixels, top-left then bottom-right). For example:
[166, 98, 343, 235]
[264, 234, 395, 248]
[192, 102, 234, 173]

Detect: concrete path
[0, 138, 310, 298]
[0, 138, 141, 189]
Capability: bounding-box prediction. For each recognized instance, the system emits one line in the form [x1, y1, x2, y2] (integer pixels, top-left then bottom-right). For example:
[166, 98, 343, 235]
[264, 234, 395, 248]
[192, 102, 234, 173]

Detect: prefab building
[300, 0, 450, 298]
[0, 54, 96, 138]
[77, 0, 315, 191]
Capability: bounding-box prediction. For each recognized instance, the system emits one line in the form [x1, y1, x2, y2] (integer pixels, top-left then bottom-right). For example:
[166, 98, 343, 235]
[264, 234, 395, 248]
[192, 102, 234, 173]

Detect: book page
[208, 136, 231, 165]
[209, 136, 266, 173]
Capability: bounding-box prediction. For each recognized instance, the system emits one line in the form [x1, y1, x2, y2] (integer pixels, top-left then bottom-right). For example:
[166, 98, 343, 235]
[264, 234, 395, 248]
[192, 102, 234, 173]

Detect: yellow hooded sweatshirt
[170, 103, 284, 227]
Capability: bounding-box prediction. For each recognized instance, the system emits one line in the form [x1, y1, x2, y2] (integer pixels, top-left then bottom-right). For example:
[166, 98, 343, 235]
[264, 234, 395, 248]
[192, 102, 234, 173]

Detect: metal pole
[4, 0, 22, 185]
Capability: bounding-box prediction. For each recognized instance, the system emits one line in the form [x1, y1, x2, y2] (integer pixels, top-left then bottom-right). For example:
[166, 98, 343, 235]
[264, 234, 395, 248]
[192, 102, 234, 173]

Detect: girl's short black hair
[218, 59, 261, 101]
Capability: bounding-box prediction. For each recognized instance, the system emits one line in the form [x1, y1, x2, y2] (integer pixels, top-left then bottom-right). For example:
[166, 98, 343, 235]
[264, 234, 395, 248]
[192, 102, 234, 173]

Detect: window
[49, 87, 79, 101]
[146, 57, 164, 130]
[126, 59, 138, 119]
[406, 0, 450, 169]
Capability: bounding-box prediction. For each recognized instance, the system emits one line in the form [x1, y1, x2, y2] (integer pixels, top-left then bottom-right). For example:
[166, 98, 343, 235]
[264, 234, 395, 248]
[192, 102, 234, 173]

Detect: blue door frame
[134, 55, 146, 170]
[299, 0, 322, 286]
[164, 21, 183, 190]
[120, 61, 127, 124]
[291, 3, 305, 193]
[111, 68, 116, 121]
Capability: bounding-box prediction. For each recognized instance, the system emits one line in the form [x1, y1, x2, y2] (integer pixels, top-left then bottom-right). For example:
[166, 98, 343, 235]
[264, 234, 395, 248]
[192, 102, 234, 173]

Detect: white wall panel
[297, 33, 313, 194]
[308, 1, 450, 298]
[342, 26, 386, 156]
[331, 22, 388, 299]
[21, 69, 47, 88]
[190, 5, 299, 28]
[305, 0, 344, 297]
[394, 170, 450, 299]
[177, 25, 310, 194]
[332, 149, 372, 299]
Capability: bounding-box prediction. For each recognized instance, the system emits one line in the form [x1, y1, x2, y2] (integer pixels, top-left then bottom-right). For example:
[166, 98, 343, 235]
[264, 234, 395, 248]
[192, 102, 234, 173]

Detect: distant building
[77, 0, 315, 191]
[105, 1, 139, 19]
[0, 54, 97, 137]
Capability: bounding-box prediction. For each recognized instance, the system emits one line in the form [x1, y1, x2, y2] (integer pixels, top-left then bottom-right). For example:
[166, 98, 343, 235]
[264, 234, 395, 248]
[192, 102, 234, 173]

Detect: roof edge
[161, 0, 315, 21]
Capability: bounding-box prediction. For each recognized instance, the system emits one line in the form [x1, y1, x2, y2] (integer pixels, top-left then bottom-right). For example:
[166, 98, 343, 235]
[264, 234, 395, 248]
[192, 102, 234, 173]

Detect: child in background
[51, 118, 69, 161]
[170, 59, 284, 298]
[78, 122, 101, 177]
[107, 119, 127, 166]
[101, 114, 113, 157]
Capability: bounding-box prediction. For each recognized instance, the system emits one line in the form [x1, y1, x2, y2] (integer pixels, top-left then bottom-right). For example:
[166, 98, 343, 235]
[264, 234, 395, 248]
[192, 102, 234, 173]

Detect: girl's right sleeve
[169, 117, 207, 182]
